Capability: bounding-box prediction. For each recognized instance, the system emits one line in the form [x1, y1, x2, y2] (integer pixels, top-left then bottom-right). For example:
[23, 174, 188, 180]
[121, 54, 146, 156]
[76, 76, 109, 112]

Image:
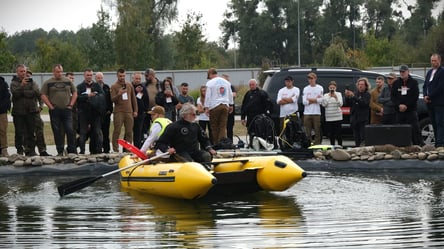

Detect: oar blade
[58, 176, 103, 197]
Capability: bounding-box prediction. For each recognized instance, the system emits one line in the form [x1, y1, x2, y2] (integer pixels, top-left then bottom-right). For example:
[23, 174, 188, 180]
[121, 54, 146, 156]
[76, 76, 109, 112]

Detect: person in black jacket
[391, 65, 423, 146]
[345, 77, 371, 147]
[156, 103, 216, 162]
[76, 69, 104, 154]
[0, 76, 11, 157]
[95, 72, 113, 153]
[155, 78, 179, 121]
[132, 73, 150, 148]
[241, 79, 273, 129]
[423, 54, 444, 147]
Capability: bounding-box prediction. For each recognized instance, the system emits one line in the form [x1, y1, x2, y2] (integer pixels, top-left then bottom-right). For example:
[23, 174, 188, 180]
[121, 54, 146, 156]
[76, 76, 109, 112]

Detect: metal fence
[0, 66, 428, 90]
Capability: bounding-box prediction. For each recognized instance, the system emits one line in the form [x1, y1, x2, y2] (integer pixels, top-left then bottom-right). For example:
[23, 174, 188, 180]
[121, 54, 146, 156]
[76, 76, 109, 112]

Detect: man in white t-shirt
[204, 68, 234, 145]
[276, 75, 300, 134]
[302, 72, 323, 145]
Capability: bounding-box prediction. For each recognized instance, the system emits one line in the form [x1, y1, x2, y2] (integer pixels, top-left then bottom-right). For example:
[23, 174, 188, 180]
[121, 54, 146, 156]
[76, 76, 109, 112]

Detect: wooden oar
[57, 152, 169, 197]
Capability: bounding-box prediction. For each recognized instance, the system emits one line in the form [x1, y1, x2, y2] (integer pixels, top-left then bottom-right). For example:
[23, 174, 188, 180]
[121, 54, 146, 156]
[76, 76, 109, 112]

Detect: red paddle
[117, 139, 148, 160]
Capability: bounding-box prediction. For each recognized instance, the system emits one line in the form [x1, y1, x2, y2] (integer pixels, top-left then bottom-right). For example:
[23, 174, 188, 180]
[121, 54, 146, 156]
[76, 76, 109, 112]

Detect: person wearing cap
[140, 105, 172, 157]
[0, 76, 11, 157]
[302, 72, 324, 145]
[26, 69, 51, 156]
[345, 77, 371, 147]
[156, 103, 216, 162]
[391, 65, 423, 146]
[277, 75, 300, 134]
[369, 76, 385, 124]
[423, 53, 444, 147]
[204, 68, 234, 145]
[378, 72, 397, 124]
[10, 64, 41, 156]
[321, 81, 343, 146]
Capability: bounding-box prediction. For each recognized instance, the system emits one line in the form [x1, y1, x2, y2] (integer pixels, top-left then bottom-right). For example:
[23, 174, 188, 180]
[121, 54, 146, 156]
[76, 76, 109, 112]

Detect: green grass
[6, 119, 248, 147]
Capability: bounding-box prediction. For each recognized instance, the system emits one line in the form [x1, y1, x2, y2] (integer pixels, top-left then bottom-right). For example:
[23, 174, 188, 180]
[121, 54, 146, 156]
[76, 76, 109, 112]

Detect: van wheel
[419, 117, 434, 145]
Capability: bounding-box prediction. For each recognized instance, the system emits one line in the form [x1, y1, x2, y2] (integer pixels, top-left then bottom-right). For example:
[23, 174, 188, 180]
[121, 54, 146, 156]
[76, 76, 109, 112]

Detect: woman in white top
[196, 86, 212, 142]
[321, 81, 343, 146]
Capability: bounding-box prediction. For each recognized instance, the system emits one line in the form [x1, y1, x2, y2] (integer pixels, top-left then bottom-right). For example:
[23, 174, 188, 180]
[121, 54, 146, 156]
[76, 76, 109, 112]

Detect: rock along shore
[1, 144, 444, 168]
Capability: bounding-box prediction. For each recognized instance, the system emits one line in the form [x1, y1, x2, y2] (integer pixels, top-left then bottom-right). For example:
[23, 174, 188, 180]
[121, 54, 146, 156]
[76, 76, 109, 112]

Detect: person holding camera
[110, 68, 138, 152]
[155, 78, 179, 121]
[10, 64, 41, 156]
[345, 77, 371, 147]
[321, 81, 343, 146]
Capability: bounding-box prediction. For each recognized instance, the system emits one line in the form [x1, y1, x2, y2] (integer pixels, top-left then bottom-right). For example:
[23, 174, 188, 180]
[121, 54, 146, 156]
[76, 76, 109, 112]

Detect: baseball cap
[399, 65, 409, 72]
[387, 72, 397, 79]
[284, 75, 293, 81]
[307, 72, 317, 79]
[148, 105, 165, 115]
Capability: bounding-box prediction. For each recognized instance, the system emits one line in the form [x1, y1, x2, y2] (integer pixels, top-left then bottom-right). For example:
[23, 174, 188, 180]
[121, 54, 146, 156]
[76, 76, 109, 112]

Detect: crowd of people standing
[0, 65, 237, 163]
[1, 56, 443, 159]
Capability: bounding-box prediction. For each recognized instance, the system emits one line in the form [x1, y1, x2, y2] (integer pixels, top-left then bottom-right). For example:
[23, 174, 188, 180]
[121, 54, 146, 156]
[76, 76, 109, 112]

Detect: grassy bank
[6, 119, 248, 147]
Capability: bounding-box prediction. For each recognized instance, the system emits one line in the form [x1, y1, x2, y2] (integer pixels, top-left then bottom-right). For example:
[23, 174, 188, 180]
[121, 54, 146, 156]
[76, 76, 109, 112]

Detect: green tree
[89, 6, 116, 70]
[33, 38, 86, 72]
[174, 12, 206, 69]
[114, 0, 177, 70]
[402, 0, 438, 46]
[0, 32, 16, 72]
[323, 38, 349, 67]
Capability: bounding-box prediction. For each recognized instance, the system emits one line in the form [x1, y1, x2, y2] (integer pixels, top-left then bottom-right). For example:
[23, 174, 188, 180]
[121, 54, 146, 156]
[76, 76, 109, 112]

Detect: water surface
[1, 171, 444, 248]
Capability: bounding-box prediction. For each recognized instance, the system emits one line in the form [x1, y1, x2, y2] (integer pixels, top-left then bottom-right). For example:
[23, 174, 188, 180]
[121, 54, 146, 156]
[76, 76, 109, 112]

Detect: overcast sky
[0, 0, 229, 42]
[1, 0, 443, 42]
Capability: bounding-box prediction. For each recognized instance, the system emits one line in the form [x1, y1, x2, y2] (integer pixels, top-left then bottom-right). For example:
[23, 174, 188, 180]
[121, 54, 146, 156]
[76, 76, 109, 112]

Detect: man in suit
[423, 53, 444, 147]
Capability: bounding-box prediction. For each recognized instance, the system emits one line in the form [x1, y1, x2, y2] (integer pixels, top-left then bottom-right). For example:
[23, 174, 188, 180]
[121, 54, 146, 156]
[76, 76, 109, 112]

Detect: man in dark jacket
[345, 77, 371, 147]
[0, 76, 11, 157]
[132, 72, 150, 148]
[423, 54, 444, 147]
[241, 79, 272, 128]
[391, 65, 423, 146]
[76, 69, 104, 154]
[10, 64, 41, 156]
[156, 103, 216, 162]
[95, 72, 113, 153]
[378, 72, 397, 124]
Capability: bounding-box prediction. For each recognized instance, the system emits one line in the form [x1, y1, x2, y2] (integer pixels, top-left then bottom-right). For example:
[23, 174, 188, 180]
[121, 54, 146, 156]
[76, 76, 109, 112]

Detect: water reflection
[1, 172, 444, 247]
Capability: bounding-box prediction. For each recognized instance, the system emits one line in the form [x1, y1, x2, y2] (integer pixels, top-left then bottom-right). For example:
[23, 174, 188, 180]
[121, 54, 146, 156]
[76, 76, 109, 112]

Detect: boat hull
[119, 156, 216, 199]
[211, 155, 306, 195]
[119, 155, 306, 199]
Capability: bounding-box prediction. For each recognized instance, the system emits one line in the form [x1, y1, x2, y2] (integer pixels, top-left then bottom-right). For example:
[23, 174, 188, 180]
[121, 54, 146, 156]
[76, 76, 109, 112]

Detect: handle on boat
[57, 152, 169, 197]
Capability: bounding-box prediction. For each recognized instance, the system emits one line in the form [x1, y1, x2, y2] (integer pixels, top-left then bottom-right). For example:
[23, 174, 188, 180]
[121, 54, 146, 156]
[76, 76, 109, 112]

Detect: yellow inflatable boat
[118, 154, 306, 199]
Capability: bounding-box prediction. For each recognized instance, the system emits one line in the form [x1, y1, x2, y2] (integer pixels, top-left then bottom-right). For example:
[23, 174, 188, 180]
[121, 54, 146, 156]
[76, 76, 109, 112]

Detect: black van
[262, 67, 432, 143]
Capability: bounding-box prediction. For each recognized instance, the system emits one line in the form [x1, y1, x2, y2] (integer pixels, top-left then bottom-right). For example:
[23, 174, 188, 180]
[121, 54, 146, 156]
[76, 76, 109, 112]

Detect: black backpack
[279, 115, 310, 151]
[248, 114, 276, 148]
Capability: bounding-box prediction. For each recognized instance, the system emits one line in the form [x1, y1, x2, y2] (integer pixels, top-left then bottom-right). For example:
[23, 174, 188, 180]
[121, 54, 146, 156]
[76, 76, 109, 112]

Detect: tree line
[0, 0, 443, 74]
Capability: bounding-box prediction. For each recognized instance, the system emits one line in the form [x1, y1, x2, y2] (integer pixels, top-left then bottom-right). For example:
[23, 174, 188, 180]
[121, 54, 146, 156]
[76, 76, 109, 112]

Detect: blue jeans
[429, 105, 444, 147]
[49, 108, 76, 154]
